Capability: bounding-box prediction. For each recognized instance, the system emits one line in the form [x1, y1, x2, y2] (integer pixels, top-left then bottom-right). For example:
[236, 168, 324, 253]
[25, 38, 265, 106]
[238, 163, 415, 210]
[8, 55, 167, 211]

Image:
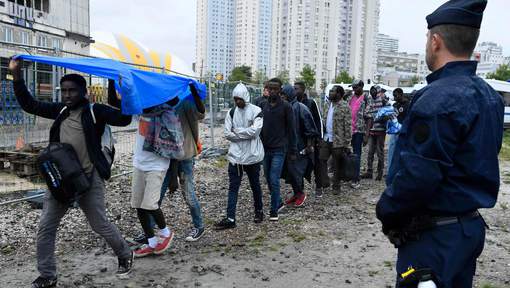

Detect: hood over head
[282, 84, 296, 102]
[232, 83, 250, 103]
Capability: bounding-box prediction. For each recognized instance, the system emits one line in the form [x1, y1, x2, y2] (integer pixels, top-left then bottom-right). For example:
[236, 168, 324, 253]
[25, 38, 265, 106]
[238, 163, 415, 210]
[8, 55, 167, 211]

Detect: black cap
[349, 79, 364, 88]
[426, 0, 487, 29]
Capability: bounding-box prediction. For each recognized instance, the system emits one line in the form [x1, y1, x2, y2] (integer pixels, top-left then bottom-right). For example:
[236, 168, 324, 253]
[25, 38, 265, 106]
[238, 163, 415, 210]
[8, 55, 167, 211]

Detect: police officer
[376, 1, 504, 287]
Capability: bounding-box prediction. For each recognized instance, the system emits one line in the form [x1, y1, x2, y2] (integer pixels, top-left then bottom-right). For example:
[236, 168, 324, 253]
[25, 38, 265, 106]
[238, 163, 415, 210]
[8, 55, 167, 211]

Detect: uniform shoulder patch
[412, 121, 430, 144]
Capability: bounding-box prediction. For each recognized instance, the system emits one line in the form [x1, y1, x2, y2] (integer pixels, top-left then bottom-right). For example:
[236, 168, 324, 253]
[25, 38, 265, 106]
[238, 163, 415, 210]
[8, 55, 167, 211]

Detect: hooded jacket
[224, 83, 264, 165]
[282, 85, 318, 152]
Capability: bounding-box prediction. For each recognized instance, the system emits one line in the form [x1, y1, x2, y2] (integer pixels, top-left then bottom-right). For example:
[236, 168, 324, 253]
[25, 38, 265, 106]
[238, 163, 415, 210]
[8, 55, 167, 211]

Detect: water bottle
[418, 280, 437, 288]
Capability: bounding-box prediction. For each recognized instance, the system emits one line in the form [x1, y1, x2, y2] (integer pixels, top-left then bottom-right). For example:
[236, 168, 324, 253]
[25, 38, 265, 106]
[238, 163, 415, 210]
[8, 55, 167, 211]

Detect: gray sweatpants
[36, 170, 131, 278]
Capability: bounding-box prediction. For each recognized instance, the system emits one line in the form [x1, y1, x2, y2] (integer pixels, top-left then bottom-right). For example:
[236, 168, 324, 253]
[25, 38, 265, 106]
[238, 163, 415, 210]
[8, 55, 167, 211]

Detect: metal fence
[0, 43, 263, 197]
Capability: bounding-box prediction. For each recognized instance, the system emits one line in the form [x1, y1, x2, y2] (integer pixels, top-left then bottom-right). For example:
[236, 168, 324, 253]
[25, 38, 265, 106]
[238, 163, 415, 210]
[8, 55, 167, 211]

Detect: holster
[385, 216, 435, 248]
[398, 267, 438, 288]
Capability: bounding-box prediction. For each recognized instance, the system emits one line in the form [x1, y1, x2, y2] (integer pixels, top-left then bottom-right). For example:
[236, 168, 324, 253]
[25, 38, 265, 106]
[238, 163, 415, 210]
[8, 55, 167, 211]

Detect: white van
[482, 79, 510, 128]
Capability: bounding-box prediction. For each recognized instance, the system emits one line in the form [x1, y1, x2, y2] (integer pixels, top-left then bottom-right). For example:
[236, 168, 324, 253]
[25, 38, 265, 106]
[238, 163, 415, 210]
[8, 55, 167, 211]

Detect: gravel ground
[0, 130, 509, 288]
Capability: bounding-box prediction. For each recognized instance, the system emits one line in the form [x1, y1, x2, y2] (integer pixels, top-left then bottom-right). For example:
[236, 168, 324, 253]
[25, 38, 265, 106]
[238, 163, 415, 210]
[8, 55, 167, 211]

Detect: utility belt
[386, 211, 481, 248]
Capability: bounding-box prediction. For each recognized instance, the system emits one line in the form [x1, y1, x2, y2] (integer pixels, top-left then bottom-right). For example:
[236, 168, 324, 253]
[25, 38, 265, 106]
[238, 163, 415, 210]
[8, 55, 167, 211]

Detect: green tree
[410, 75, 421, 85]
[252, 70, 268, 85]
[335, 70, 354, 84]
[276, 70, 290, 84]
[487, 64, 510, 81]
[229, 65, 252, 82]
[297, 64, 316, 89]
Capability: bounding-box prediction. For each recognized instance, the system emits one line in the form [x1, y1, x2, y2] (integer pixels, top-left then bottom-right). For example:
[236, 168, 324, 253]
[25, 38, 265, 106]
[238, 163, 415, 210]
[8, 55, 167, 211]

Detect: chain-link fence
[0, 43, 262, 198]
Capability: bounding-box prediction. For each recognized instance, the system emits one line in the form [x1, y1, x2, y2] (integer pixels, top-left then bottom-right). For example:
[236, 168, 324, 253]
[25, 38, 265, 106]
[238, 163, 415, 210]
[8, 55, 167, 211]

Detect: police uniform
[375, 1, 504, 287]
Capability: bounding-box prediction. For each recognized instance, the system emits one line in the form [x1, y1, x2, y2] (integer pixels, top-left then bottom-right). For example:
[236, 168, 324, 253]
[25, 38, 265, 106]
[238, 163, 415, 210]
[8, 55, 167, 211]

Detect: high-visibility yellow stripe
[118, 35, 149, 70]
[92, 43, 126, 62]
[164, 53, 172, 73]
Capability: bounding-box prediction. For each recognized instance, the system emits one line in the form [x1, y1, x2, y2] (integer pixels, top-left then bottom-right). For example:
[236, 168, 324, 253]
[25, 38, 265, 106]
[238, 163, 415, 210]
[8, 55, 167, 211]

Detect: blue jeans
[387, 134, 398, 173]
[351, 133, 364, 182]
[263, 148, 285, 213]
[227, 162, 263, 220]
[150, 158, 204, 229]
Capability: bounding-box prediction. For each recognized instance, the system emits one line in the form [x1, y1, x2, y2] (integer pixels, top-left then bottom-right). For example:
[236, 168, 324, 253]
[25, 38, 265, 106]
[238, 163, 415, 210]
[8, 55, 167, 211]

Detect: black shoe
[269, 211, 278, 221]
[133, 232, 148, 244]
[117, 251, 134, 277]
[215, 218, 236, 230]
[254, 211, 264, 223]
[185, 227, 205, 242]
[32, 276, 57, 288]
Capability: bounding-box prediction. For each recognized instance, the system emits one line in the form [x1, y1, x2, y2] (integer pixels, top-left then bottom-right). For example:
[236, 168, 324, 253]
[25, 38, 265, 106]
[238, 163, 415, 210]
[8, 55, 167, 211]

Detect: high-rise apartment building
[196, 0, 235, 79]
[197, 0, 380, 87]
[271, 0, 342, 89]
[270, 0, 380, 90]
[196, 0, 271, 79]
[376, 33, 398, 53]
[349, 0, 380, 83]
[234, 0, 272, 74]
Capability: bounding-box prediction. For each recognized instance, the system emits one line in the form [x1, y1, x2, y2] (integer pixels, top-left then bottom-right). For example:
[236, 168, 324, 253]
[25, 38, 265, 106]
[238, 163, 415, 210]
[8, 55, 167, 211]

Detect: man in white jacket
[215, 83, 265, 229]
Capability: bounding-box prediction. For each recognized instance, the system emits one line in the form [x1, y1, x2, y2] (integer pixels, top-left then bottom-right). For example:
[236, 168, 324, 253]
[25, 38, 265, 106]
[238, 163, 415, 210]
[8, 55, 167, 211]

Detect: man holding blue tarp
[9, 59, 134, 288]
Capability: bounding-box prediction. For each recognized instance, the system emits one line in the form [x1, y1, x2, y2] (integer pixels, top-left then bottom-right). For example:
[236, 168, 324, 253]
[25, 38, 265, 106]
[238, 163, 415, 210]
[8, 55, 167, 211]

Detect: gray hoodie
[224, 83, 264, 165]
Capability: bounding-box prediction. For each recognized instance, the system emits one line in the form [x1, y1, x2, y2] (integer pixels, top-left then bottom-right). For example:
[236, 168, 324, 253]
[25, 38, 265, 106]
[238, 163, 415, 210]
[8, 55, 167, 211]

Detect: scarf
[141, 103, 184, 159]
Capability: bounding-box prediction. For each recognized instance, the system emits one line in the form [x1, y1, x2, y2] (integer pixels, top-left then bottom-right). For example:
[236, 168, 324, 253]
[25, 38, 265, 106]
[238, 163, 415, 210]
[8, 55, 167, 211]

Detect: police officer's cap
[349, 79, 364, 88]
[426, 0, 487, 29]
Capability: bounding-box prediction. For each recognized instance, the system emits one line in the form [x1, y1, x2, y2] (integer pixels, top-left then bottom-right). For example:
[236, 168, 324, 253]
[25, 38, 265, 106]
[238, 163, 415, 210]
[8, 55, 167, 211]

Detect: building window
[2, 26, 14, 42]
[52, 38, 62, 49]
[20, 30, 30, 44]
[37, 34, 48, 47]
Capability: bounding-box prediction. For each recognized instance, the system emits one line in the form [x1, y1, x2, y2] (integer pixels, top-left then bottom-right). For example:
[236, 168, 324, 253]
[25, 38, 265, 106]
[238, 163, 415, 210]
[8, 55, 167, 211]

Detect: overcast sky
[90, 0, 509, 66]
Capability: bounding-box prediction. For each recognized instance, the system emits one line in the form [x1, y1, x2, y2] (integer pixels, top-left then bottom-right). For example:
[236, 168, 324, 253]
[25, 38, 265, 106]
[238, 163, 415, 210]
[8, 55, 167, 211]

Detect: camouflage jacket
[347, 93, 371, 134]
[324, 100, 352, 148]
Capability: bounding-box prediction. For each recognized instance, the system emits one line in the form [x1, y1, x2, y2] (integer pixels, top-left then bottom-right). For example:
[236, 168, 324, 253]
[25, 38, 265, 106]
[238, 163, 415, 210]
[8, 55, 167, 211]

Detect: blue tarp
[14, 54, 206, 115]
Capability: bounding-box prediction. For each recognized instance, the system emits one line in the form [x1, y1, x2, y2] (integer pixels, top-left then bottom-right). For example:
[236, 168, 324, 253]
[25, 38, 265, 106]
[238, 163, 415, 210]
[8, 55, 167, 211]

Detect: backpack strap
[89, 103, 97, 124]
[58, 106, 67, 115]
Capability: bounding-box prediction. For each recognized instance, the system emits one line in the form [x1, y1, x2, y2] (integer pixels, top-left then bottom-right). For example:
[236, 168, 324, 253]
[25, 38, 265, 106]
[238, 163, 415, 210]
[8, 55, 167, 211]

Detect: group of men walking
[215, 77, 413, 228]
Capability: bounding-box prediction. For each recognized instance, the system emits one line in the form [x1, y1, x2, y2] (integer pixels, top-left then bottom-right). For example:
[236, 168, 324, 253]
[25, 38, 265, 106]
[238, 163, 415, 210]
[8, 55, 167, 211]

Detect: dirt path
[1, 157, 509, 287]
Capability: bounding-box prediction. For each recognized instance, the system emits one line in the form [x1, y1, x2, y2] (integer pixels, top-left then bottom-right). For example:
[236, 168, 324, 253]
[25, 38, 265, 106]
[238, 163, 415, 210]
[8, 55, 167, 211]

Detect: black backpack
[37, 142, 91, 204]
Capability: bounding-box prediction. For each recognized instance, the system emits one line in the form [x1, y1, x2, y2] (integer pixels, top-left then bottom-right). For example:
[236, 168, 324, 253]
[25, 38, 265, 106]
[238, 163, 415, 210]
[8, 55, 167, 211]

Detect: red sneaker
[285, 195, 298, 205]
[134, 244, 155, 258]
[154, 231, 174, 255]
[294, 193, 307, 207]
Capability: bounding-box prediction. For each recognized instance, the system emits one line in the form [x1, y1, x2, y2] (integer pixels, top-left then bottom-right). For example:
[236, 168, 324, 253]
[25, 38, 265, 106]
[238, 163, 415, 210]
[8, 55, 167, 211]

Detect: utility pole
[208, 75, 214, 148]
[335, 56, 338, 80]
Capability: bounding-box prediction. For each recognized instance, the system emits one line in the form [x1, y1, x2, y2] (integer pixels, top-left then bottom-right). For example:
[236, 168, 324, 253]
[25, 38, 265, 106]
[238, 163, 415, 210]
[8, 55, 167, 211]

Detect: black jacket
[260, 98, 297, 153]
[13, 80, 132, 179]
[300, 95, 322, 139]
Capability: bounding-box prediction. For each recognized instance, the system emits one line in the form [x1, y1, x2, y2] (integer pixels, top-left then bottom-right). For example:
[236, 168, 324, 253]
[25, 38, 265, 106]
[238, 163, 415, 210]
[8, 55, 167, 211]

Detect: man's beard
[426, 49, 436, 72]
